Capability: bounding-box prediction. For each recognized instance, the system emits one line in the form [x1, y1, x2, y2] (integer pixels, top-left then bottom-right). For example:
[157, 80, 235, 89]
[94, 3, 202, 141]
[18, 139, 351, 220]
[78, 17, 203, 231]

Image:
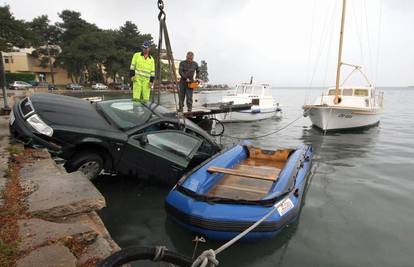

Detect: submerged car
[9, 93, 221, 182]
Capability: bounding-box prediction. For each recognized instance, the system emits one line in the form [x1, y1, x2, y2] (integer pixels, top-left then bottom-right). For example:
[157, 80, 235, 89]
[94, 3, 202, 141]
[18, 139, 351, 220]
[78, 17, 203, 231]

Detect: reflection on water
[95, 88, 414, 267]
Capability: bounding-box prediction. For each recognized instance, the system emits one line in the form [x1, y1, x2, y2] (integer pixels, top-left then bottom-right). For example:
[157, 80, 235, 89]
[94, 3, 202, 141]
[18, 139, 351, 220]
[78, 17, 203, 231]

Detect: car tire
[65, 152, 103, 181]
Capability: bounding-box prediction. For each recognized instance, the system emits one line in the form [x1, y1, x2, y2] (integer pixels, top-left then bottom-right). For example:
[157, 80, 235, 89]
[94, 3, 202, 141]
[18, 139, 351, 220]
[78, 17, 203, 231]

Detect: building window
[4, 58, 9, 63]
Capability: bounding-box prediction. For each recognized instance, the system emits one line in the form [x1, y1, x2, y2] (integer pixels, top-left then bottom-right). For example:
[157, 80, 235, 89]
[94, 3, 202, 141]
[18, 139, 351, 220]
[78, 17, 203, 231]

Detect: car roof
[100, 99, 218, 144]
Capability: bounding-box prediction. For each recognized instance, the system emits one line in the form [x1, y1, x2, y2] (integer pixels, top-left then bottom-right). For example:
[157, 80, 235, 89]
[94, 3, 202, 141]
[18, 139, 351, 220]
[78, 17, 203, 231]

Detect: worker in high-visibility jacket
[129, 40, 155, 102]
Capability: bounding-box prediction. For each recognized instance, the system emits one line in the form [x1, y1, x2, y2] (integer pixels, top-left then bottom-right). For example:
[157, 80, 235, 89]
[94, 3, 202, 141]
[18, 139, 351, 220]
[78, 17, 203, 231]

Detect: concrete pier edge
[0, 115, 121, 267]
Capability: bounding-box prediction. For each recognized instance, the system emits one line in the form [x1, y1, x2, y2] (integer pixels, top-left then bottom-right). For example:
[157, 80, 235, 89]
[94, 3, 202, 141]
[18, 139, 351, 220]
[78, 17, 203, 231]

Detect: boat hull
[306, 107, 381, 131]
[215, 108, 278, 123]
[165, 143, 313, 240]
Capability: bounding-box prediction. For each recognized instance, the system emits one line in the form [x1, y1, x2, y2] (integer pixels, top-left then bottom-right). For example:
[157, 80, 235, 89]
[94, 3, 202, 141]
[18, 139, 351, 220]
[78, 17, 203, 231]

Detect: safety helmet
[142, 40, 151, 49]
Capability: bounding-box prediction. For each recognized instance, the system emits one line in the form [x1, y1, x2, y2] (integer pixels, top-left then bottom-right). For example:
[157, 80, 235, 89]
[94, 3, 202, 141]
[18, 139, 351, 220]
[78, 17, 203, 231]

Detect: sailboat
[303, 0, 384, 131]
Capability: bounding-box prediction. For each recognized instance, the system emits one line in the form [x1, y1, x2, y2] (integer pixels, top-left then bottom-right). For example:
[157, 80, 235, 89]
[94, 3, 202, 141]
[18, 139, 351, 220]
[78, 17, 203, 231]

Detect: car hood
[29, 93, 112, 130]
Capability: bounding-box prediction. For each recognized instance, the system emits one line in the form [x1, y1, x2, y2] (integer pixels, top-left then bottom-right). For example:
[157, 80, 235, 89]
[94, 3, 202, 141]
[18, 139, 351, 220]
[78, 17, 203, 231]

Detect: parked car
[110, 83, 130, 90]
[92, 83, 108, 90]
[27, 80, 39, 86]
[48, 83, 56, 90]
[66, 83, 83, 90]
[9, 94, 221, 182]
[9, 81, 33, 90]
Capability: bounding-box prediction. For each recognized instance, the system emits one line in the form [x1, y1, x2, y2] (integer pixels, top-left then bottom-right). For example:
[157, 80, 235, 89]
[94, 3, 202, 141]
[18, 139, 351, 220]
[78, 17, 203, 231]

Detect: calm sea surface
[95, 87, 414, 267]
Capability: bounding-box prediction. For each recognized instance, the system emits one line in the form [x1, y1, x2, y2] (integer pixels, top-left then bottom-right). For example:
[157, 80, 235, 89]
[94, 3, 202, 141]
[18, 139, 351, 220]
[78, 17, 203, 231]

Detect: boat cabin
[223, 84, 274, 107]
[326, 87, 372, 97]
[232, 84, 270, 97]
[311, 86, 383, 109]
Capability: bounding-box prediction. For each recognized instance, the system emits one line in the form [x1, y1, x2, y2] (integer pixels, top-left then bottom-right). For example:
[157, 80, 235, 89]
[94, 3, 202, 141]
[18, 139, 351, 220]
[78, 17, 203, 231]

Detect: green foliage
[1, 5, 159, 85]
[199, 60, 209, 82]
[0, 5, 32, 51]
[5, 72, 35, 83]
[57, 10, 99, 44]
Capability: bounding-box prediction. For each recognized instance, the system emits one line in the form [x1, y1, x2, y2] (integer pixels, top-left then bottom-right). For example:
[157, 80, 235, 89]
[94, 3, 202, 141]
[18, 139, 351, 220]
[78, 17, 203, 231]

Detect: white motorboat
[215, 83, 281, 122]
[303, 0, 383, 131]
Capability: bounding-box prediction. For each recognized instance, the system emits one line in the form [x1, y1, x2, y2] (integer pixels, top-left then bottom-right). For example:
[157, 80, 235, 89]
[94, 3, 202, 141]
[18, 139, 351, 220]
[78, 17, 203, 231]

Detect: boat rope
[222, 107, 312, 140]
[363, 0, 373, 80]
[152, 245, 167, 261]
[191, 197, 288, 267]
[374, 0, 383, 84]
[306, 1, 337, 96]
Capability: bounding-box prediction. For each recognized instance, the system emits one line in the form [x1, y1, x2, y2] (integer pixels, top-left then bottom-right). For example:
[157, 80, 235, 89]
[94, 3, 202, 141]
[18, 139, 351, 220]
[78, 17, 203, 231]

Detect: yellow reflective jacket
[130, 52, 155, 79]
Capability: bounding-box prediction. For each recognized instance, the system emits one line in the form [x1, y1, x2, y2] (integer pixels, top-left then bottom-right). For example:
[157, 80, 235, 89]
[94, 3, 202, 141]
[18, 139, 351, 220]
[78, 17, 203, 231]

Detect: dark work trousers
[178, 82, 193, 112]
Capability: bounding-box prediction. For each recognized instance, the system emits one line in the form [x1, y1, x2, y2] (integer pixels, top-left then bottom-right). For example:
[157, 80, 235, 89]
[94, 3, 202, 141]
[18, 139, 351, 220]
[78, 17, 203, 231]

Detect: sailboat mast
[335, 0, 347, 104]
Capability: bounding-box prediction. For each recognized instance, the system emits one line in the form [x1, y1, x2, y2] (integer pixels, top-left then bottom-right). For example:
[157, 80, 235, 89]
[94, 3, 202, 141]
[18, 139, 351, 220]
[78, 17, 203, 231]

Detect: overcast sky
[5, 0, 414, 86]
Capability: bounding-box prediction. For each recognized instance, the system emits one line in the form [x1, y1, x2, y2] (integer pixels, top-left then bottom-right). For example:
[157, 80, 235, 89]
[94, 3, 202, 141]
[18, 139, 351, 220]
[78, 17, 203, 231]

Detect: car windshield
[97, 100, 158, 130]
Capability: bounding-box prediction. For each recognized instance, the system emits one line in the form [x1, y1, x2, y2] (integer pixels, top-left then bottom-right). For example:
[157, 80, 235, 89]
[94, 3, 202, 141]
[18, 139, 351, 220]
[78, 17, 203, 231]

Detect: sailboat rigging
[303, 0, 384, 132]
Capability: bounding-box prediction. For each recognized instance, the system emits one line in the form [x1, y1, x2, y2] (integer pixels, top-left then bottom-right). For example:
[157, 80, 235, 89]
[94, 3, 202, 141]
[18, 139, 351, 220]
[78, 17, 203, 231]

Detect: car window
[97, 100, 157, 130]
[185, 128, 217, 155]
[145, 131, 201, 159]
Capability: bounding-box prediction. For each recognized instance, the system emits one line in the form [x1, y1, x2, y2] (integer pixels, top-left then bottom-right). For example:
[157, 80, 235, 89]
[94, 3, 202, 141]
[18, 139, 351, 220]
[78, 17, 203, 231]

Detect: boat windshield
[252, 86, 263, 95]
[244, 86, 253, 94]
[236, 85, 245, 94]
[354, 89, 369, 96]
[328, 89, 340, 95]
[97, 100, 157, 130]
[236, 85, 264, 95]
[327, 88, 370, 97]
[343, 88, 353, 96]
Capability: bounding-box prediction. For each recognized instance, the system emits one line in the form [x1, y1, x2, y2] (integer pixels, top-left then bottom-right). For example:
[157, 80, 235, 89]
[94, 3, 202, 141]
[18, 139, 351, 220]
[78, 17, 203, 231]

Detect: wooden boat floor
[207, 158, 286, 201]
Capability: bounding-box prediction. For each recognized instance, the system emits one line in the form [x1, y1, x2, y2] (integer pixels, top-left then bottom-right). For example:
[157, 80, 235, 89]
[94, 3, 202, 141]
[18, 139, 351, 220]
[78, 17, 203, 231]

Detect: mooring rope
[191, 197, 288, 267]
[222, 107, 312, 140]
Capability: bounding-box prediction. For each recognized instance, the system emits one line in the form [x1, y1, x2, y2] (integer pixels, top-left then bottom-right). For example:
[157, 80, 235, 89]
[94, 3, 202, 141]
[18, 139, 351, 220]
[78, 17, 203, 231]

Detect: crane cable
[154, 0, 189, 132]
[154, 0, 179, 112]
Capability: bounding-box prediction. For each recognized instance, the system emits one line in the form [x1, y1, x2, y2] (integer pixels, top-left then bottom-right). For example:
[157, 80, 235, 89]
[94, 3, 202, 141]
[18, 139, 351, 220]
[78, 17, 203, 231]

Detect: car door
[121, 130, 203, 183]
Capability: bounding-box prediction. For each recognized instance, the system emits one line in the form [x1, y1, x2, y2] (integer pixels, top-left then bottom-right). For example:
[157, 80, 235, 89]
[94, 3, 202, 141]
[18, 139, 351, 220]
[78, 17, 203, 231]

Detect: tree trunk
[0, 52, 9, 109]
[46, 44, 55, 86]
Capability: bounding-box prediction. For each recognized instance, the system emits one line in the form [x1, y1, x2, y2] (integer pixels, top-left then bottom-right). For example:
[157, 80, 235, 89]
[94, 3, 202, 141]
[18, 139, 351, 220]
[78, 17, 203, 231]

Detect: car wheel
[65, 152, 103, 181]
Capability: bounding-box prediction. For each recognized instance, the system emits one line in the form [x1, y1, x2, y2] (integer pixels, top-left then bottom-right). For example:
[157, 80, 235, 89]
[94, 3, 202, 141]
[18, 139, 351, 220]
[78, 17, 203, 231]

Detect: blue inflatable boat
[165, 142, 313, 240]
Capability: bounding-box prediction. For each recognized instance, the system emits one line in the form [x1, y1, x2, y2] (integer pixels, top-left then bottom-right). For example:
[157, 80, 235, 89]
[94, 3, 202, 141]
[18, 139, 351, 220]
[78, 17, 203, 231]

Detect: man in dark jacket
[178, 51, 200, 112]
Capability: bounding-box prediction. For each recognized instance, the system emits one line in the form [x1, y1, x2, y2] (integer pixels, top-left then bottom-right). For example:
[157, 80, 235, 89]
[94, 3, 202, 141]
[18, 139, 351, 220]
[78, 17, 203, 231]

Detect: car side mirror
[138, 135, 148, 146]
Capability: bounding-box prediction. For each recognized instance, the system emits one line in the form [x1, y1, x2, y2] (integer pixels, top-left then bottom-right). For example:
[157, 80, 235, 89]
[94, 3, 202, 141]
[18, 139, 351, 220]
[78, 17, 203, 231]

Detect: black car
[9, 93, 221, 182]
